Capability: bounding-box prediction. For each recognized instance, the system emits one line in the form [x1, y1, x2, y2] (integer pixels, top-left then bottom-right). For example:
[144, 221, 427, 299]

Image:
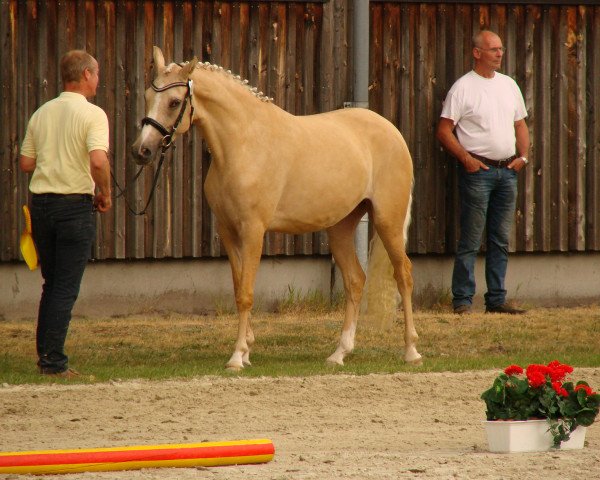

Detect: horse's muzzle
[131, 142, 154, 165]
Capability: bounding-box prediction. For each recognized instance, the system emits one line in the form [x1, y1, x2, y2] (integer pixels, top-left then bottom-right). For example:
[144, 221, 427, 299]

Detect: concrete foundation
[2, 252, 600, 320]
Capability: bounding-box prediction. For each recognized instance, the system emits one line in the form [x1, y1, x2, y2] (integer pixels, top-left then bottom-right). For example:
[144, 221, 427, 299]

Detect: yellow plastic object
[20, 205, 38, 270]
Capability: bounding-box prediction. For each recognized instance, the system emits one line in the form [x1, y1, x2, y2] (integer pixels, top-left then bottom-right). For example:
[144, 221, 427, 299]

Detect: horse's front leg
[222, 228, 264, 371]
[243, 319, 255, 366]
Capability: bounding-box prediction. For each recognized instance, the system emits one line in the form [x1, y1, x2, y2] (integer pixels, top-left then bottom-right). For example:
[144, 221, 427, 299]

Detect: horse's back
[297, 108, 411, 171]
[301, 108, 405, 142]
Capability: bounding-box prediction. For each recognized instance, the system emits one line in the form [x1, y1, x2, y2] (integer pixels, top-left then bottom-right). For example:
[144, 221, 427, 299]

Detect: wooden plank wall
[0, 0, 344, 262]
[1, 1, 600, 262]
[370, 1, 600, 254]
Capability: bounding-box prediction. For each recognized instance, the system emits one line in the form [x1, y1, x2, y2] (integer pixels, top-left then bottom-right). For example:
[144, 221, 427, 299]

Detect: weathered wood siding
[1, 1, 599, 262]
[0, 0, 345, 262]
[370, 1, 600, 254]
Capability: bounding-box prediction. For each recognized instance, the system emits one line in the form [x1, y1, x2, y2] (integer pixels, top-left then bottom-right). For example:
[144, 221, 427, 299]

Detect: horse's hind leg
[326, 205, 367, 366]
[373, 217, 421, 364]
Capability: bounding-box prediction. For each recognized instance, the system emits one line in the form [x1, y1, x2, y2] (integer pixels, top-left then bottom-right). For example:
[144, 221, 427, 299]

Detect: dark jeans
[452, 166, 518, 310]
[30, 194, 95, 374]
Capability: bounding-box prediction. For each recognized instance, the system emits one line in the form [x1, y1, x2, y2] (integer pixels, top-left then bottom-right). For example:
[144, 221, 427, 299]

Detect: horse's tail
[360, 191, 413, 330]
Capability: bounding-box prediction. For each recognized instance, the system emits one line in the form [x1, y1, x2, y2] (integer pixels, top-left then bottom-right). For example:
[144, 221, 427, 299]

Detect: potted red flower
[481, 360, 599, 452]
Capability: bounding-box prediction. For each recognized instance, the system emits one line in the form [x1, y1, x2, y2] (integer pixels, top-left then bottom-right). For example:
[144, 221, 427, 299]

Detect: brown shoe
[41, 368, 81, 379]
[453, 304, 472, 315]
[485, 304, 526, 315]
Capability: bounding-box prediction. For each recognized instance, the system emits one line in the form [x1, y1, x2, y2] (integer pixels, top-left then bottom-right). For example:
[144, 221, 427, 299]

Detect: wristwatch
[519, 156, 528, 165]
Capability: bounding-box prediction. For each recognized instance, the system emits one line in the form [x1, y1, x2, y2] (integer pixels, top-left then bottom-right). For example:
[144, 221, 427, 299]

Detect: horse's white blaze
[137, 125, 156, 146]
[132, 46, 421, 369]
[143, 101, 165, 141]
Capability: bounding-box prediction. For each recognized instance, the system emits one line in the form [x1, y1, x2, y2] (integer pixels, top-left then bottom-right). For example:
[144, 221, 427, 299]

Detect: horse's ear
[152, 46, 166, 73]
[179, 56, 199, 80]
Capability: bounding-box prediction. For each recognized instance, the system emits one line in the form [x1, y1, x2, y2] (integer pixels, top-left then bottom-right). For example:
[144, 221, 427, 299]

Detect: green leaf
[576, 409, 598, 427]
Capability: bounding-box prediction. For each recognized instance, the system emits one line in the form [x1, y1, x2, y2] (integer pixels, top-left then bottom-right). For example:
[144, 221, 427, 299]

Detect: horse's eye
[169, 98, 181, 108]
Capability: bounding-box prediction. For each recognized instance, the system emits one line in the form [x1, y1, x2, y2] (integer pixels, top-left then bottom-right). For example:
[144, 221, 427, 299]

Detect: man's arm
[436, 117, 487, 173]
[90, 149, 112, 212]
[508, 119, 530, 172]
[19, 155, 36, 173]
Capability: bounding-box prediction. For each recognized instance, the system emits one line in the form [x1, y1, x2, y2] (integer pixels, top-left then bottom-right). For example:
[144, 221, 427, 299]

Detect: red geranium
[482, 360, 600, 447]
[504, 365, 523, 376]
[552, 381, 569, 397]
[527, 370, 546, 388]
[547, 360, 574, 382]
[575, 384, 595, 396]
[526, 363, 549, 377]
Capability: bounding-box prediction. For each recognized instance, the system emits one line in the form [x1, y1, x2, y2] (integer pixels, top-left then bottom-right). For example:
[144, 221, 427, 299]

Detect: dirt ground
[1, 369, 599, 480]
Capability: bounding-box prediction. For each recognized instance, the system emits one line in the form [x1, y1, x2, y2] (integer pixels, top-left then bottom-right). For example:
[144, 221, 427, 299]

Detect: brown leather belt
[469, 152, 517, 168]
[32, 193, 93, 201]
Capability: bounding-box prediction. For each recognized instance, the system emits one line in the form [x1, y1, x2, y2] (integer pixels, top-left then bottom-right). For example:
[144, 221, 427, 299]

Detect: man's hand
[90, 149, 112, 213]
[507, 156, 527, 172]
[94, 192, 112, 212]
[436, 118, 488, 173]
[462, 153, 489, 173]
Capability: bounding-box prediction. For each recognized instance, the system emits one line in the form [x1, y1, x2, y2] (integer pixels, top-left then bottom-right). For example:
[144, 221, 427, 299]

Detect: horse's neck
[192, 68, 270, 160]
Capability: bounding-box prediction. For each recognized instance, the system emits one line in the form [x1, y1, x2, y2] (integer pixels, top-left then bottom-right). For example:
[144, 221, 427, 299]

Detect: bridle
[112, 78, 195, 216]
[141, 78, 195, 150]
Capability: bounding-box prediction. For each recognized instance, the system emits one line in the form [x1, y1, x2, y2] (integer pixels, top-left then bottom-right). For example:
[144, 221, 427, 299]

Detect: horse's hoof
[404, 352, 423, 366]
[326, 354, 344, 366]
[225, 362, 244, 371]
[242, 352, 252, 366]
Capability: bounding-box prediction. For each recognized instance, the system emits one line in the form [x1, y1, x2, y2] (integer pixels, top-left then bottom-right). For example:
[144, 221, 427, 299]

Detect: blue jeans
[30, 194, 95, 374]
[452, 166, 518, 310]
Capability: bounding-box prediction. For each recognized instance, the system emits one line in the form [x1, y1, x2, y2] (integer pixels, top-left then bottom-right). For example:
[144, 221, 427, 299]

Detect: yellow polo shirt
[20, 92, 109, 195]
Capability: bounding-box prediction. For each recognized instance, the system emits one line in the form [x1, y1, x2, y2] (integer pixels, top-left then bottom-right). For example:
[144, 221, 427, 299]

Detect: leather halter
[141, 78, 195, 149]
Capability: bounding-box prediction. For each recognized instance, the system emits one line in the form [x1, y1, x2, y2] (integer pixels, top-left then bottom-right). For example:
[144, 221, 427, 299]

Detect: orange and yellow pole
[0, 439, 274, 475]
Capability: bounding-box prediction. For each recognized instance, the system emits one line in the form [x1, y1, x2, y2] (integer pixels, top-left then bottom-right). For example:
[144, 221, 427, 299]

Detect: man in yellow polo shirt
[19, 50, 112, 378]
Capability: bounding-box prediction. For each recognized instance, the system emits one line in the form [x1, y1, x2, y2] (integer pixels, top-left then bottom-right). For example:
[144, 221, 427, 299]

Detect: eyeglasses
[476, 47, 506, 54]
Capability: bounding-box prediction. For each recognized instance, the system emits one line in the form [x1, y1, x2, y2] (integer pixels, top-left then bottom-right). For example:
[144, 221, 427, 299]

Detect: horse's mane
[165, 61, 273, 103]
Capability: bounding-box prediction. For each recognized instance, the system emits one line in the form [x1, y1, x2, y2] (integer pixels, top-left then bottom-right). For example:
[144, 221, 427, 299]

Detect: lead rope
[110, 145, 172, 216]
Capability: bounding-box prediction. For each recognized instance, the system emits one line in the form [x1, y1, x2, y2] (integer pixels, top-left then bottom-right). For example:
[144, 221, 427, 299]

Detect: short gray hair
[472, 30, 494, 48]
[60, 50, 97, 84]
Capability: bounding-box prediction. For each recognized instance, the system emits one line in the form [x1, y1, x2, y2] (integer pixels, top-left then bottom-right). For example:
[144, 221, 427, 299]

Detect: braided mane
[165, 61, 273, 103]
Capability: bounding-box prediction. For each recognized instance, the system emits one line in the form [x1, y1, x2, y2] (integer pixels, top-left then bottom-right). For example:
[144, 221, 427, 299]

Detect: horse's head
[131, 46, 198, 165]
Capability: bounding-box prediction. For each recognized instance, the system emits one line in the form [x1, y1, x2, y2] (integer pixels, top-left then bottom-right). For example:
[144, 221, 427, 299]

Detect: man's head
[60, 50, 99, 98]
[472, 30, 505, 76]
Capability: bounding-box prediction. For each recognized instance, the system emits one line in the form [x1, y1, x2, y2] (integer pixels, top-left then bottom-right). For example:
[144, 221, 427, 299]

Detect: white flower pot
[484, 419, 587, 453]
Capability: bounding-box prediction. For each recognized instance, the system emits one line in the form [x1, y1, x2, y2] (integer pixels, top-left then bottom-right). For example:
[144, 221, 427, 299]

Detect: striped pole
[0, 439, 274, 475]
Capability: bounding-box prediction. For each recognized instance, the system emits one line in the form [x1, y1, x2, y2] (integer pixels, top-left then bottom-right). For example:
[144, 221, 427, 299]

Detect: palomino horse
[131, 46, 421, 370]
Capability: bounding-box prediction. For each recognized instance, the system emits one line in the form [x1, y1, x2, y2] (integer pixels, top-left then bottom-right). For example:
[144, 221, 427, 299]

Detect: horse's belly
[268, 196, 361, 234]
[268, 217, 327, 234]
